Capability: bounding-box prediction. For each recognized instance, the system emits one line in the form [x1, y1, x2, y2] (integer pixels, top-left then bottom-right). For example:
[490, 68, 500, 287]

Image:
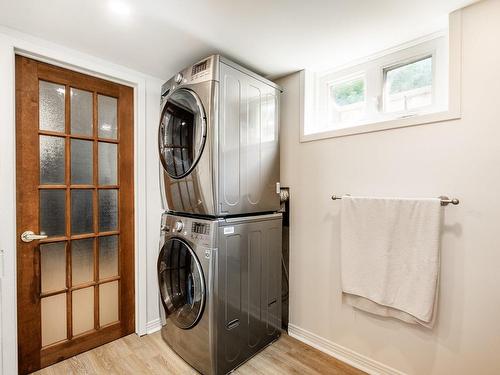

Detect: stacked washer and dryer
[157, 55, 282, 375]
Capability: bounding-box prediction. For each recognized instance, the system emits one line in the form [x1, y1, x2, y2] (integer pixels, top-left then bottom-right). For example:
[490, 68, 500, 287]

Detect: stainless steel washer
[158, 212, 282, 374]
[158, 55, 282, 217]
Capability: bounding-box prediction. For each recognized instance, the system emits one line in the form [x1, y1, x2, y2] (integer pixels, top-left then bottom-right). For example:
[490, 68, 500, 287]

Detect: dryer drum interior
[159, 88, 207, 179]
[158, 238, 206, 329]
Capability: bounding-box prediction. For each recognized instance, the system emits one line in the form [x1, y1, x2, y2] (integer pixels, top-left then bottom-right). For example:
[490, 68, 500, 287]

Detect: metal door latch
[21, 231, 48, 243]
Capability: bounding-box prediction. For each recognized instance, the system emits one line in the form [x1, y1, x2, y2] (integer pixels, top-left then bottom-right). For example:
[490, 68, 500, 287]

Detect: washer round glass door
[158, 238, 205, 329]
[159, 88, 206, 179]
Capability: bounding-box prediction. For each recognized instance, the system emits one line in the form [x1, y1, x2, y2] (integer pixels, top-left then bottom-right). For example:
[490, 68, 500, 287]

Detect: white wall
[0, 27, 165, 375]
[145, 79, 164, 331]
[276, 0, 500, 374]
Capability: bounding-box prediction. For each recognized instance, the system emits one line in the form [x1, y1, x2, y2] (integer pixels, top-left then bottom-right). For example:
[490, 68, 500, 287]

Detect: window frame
[299, 11, 462, 142]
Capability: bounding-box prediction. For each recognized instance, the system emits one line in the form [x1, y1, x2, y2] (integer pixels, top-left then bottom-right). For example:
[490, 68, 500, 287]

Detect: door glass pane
[159, 89, 205, 178]
[99, 190, 118, 232]
[99, 235, 118, 279]
[41, 293, 67, 346]
[99, 281, 118, 326]
[70, 88, 93, 136]
[40, 242, 66, 293]
[71, 238, 94, 285]
[98, 95, 117, 139]
[72, 287, 94, 335]
[71, 139, 93, 185]
[40, 135, 65, 185]
[71, 189, 93, 234]
[98, 142, 117, 185]
[39, 81, 66, 133]
[40, 189, 66, 237]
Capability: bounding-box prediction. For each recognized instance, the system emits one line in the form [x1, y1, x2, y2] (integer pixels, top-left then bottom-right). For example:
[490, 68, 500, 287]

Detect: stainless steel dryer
[157, 212, 282, 374]
[158, 55, 281, 217]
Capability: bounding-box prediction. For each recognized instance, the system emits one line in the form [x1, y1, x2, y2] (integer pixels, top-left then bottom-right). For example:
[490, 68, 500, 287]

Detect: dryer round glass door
[158, 238, 205, 329]
[159, 88, 207, 179]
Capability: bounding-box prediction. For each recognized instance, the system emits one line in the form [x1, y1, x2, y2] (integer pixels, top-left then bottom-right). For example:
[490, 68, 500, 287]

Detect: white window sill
[300, 109, 461, 142]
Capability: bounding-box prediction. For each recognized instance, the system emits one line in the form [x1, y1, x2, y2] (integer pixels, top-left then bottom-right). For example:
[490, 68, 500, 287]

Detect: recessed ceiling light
[108, 0, 132, 17]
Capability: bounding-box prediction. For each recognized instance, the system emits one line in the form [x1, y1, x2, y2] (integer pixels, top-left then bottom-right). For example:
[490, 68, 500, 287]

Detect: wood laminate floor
[32, 331, 366, 375]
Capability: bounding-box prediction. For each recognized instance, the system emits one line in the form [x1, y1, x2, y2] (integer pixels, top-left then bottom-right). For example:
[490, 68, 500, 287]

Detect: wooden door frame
[0, 34, 149, 375]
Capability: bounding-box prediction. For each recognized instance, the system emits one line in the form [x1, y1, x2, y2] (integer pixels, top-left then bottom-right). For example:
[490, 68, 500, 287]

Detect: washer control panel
[191, 221, 211, 246]
[161, 214, 214, 248]
[192, 222, 210, 235]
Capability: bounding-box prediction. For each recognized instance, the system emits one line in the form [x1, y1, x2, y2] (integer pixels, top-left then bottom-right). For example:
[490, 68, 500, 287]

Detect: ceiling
[0, 0, 476, 80]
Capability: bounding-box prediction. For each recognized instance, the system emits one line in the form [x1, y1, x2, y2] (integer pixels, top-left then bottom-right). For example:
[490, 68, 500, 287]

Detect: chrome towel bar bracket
[330, 195, 459, 206]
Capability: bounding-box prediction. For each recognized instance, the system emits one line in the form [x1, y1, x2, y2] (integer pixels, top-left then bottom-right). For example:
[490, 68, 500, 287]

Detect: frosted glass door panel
[40, 190, 66, 237]
[41, 293, 67, 346]
[72, 287, 94, 335]
[70, 88, 93, 136]
[71, 190, 94, 234]
[99, 281, 119, 326]
[40, 135, 65, 184]
[98, 142, 117, 185]
[98, 95, 117, 139]
[71, 238, 94, 285]
[99, 190, 118, 232]
[71, 139, 93, 184]
[40, 242, 66, 293]
[99, 235, 118, 279]
[39, 81, 65, 133]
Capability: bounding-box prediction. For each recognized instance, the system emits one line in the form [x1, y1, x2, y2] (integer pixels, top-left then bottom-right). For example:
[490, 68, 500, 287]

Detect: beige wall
[276, 1, 500, 374]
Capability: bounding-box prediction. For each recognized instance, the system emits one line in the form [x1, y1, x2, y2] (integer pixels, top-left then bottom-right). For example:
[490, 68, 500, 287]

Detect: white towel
[340, 196, 442, 328]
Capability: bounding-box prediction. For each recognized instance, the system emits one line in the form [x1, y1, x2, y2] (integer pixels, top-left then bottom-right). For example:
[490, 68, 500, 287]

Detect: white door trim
[0, 26, 150, 375]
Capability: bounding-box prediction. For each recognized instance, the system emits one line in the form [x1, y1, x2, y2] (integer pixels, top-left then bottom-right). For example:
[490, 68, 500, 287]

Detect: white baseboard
[145, 318, 162, 335]
[287, 324, 406, 375]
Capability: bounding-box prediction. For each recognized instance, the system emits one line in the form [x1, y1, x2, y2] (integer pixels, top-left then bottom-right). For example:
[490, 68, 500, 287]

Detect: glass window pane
[98, 95, 117, 139]
[71, 189, 93, 235]
[40, 190, 66, 237]
[40, 135, 65, 185]
[39, 81, 66, 133]
[328, 77, 366, 126]
[99, 190, 118, 232]
[331, 78, 365, 107]
[71, 139, 93, 185]
[41, 293, 67, 346]
[384, 56, 433, 113]
[70, 88, 93, 136]
[99, 235, 118, 279]
[99, 281, 119, 326]
[40, 242, 66, 293]
[71, 238, 94, 285]
[72, 287, 94, 335]
[98, 142, 117, 185]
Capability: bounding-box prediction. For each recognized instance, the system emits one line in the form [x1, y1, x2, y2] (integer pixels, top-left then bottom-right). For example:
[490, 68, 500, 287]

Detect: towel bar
[330, 195, 459, 206]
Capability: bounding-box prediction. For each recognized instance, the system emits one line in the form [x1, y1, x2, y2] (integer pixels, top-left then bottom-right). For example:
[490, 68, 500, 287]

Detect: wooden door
[16, 56, 135, 374]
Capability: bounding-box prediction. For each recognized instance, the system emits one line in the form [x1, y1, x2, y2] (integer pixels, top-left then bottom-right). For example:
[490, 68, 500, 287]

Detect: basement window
[300, 22, 462, 141]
